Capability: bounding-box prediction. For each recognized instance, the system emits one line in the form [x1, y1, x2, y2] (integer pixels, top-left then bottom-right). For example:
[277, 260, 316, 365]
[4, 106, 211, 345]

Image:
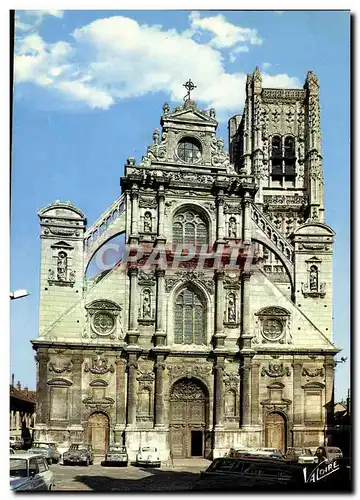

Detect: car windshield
[302, 449, 312, 455]
[142, 447, 156, 452]
[10, 458, 28, 478]
[69, 444, 87, 451]
[110, 446, 126, 452]
[32, 443, 48, 448]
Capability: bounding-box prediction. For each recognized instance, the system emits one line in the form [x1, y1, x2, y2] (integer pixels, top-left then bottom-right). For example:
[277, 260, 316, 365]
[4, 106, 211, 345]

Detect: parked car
[28, 441, 61, 464]
[63, 443, 94, 466]
[10, 436, 24, 450]
[315, 446, 343, 462]
[190, 456, 306, 491]
[286, 447, 318, 464]
[102, 445, 128, 466]
[136, 446, 161, 467]
[10, 453, 55, 491]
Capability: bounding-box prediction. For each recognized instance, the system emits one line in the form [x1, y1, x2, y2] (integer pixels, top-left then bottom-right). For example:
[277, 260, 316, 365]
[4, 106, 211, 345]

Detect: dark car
[102, 445, 128, 466]
[63, 443, 93, 466]
[190, 456, 306, 491]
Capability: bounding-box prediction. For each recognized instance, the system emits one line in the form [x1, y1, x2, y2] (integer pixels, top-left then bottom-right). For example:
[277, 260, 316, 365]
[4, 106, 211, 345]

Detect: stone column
[214, 358, 225, 428]
[154, 356, 166, 427]
[155, 268, 166, 346]
[243, 195, 252, 245]
[214, 270, 225, 348]
[241, 357, 252, 427]
[251, 361, 260, 426]
[71, 353, 84, 426]
[128, 267, 139, 344]
[35, 349, 49, 424]
[157, 188, 165, 240]
[292, 361, 303, 426]
[131, 185, 139, 237]
[216, 192, 225, 241]
[15, 411, 21, 432]
[114, 358, 127, 441]
[241, 272, 252, 349]
[126, 353, 138, 427]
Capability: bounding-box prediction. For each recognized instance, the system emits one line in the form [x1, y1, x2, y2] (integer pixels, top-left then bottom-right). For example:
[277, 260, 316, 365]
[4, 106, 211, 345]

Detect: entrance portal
[87, 412, 109, 455]
[169, 378, 208, 458]
[265, 412, 286, 452]
[191, 431, 203, 457]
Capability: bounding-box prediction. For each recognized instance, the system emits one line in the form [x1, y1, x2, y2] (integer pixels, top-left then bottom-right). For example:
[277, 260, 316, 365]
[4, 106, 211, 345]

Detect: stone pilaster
[241, 272, 252, 349]
[214, 357, 225, 428]
[155, 268, 166, 346]
[214, 269, 226, 348]
[324, 356, 335, 429]
[35, 349, 49, 424]
[251, 361, 260, 426]
[71, 353, 84, 426]
[130, 185, 139, 237]
[114, 357, 127, 441]
[128, 267, 139, 344]
[292, 361, 303, 426]
[126, 353, 138, 428]
[243, 195, 252, 245]
[241, 357, 252, 427]
[157, 188, 165, 241]
[216, 192, 225, 241]
[154, 356, 166, 428]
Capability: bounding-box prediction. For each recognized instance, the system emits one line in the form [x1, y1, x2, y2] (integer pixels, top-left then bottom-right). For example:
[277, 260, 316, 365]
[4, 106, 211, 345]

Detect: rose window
[92, 312, 115, 336]
[262, 318, 283, 341]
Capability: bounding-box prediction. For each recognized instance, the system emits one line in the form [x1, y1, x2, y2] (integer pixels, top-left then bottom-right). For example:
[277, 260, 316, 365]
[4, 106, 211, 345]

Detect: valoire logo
[303, 459, 340, 483]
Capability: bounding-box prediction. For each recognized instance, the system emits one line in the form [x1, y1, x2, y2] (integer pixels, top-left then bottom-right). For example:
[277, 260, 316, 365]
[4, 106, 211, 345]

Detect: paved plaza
[52, 459, 210, 492]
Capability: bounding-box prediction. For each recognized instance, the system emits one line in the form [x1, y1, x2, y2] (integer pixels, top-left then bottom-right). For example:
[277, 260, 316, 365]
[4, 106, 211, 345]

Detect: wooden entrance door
[169, 379, 207, 458]
[265, 412, 286, 452]
[87, 412, 109, 455]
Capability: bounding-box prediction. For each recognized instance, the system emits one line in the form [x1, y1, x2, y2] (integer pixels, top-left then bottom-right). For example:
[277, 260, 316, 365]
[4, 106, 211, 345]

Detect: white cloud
[14, 13, 301, 117]
[15, 10, 64, 32]
[189, 11, 263, 49]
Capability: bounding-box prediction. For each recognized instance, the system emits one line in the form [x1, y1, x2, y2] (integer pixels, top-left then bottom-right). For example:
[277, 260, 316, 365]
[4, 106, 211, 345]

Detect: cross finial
[183, 79, 196, 101]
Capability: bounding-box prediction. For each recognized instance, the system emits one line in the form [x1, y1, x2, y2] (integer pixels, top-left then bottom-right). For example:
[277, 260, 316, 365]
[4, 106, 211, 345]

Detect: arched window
[284, 136, 295, 158]
[271, 136, 282, 158]
[173, 210, 209, 246]
[174, 287, 206, 345]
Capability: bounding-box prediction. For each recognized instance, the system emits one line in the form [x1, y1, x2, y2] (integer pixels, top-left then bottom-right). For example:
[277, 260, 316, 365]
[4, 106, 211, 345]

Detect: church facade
[32, 68, 338, 460]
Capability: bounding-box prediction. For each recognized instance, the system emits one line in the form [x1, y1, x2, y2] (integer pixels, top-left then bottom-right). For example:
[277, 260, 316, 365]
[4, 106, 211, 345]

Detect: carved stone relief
[84, 355, 115, 375]
[261, 363, 291, 378]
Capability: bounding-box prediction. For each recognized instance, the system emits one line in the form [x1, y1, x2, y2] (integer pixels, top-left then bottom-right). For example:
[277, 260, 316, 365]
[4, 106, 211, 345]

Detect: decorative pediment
[305, 256, 322, 263]
[85, 300, 121, 312]
[89, 379, 108, 387]
[47, 378, 72, 387]
[256, 306, 290, 317]
[302, 381, 325, 389]
[50, 241, 75, 250]
[267, 382, 285, 389]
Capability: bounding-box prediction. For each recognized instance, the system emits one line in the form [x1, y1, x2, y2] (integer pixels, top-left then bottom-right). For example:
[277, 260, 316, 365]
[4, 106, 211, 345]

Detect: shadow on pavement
[74, 467, 200, 492]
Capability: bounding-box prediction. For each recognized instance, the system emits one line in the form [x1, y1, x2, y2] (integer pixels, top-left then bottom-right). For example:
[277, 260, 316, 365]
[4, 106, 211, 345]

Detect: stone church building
[32, 68, 338, 460]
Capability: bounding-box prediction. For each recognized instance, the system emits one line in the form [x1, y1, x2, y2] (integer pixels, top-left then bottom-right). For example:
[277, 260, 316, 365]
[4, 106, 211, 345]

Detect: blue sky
[11, 10, 350, 399]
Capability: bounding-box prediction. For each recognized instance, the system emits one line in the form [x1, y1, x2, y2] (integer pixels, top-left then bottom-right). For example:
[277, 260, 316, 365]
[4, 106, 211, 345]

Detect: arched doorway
[87, 412, 109, 455]
[265, 412, 286, 452]
[169, 378, 209, 459]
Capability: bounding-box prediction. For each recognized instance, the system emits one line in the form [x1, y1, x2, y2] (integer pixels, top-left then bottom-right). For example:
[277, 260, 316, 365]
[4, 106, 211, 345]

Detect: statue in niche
[57, 251, 68, 281]
[144, 212, 152, 233]
[309, 265, 318, 291]
[228, 293, 236, 323]
[228, 217, 237, 238]
[142, 290, 151, 318]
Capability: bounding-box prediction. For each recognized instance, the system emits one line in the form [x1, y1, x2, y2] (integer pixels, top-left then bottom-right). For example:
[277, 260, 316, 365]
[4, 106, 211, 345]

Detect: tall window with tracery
[174, 287, 206, 345]
[173, 210, 208, 246]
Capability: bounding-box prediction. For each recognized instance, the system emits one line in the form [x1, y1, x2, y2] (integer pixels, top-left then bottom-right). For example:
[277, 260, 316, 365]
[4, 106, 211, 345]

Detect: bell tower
[229, 67, 325, 241]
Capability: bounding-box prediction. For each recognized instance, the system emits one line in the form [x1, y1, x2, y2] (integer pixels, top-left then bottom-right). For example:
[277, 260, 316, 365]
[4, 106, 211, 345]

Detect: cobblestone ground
[52, 460, 210, 492]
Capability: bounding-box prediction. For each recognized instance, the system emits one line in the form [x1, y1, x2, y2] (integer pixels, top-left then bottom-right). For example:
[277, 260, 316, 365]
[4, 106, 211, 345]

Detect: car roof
[32, 441, 56, 444]
[212, 457, 301, 469]
[10, 453, 45, 459]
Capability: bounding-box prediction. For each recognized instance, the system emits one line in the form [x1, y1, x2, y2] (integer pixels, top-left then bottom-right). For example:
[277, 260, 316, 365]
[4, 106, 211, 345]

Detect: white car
[10, 453, 55, 491]
[136, 446, 161, 467]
